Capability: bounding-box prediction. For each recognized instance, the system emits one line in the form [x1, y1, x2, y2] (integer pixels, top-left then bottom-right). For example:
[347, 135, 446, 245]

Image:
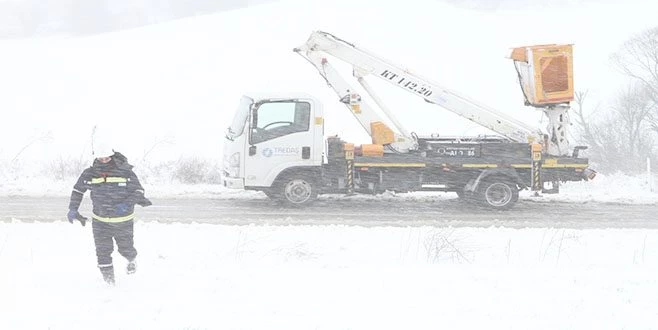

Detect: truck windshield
[250, 101, 311, 144]
[226, 95, 253, 140]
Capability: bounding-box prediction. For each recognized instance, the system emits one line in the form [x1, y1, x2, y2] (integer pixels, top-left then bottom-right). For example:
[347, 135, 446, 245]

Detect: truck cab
[222, 93, 325, 200]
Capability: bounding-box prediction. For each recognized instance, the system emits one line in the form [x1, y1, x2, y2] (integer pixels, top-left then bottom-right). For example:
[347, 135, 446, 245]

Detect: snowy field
[1, 216, 658, 329]
[1, 172, 657, 329]
[2, 0, 658, 328]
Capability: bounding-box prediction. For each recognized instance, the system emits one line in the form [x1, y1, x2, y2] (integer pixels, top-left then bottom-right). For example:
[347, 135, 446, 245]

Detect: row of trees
[0, 0, 268, 38]
[573, 27, 658, 174]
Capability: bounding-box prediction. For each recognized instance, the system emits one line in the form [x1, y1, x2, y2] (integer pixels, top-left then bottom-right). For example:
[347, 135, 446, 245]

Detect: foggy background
[0, 0, 623, 39]
[0, 0, 275, 38]
[0, 0, 656, 182]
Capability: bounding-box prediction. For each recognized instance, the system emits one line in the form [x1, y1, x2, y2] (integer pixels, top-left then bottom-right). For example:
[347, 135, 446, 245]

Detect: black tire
[477, 177, 519, 210]
[278, 175, 318, 207]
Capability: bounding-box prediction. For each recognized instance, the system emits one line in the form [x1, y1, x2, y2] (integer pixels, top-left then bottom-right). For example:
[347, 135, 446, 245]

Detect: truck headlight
[223, 152, 241, 178]
[229, 152, 240, 167]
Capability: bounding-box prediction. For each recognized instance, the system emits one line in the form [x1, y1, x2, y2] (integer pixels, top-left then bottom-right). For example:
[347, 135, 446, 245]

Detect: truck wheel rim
[284, 179, 311, 203]
[485, 183, 512, 207]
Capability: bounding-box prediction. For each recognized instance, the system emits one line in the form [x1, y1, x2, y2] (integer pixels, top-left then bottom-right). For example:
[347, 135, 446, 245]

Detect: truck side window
[250, 101, 311, 144]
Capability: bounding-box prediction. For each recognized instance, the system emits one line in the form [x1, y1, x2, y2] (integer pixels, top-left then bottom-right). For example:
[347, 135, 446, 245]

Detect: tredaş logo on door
[262, 147, 300, 157]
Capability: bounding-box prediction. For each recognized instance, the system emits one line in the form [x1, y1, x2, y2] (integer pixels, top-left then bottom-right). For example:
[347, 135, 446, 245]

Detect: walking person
[67, 142, 152, 285]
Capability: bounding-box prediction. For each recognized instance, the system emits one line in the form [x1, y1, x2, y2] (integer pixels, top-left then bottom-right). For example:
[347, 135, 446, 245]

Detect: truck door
[244, 99, 319, 187]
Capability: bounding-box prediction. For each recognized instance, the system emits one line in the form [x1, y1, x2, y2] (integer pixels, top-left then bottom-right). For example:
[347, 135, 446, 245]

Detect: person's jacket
[68, 152, 150, 222]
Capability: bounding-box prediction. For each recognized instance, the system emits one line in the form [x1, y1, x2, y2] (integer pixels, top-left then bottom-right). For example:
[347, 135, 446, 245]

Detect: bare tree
[610, 27, 658, 133]
[573, 86, 655, 173]
[572, 27, 658, 173]
[614, 84, 654, 157]
[572, 90, 602, 153]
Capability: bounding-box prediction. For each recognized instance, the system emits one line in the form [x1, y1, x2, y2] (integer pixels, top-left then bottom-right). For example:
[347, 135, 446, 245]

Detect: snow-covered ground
[1, 166, 657, 329]
[2, 0, 658, 329]
[2, 168, 656, 204]
[2, 212, 658, 329]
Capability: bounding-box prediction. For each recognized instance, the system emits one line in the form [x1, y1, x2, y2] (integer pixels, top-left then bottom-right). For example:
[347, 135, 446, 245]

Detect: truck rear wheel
[280, 175, 318, 207]
[478, 177, 519, 210]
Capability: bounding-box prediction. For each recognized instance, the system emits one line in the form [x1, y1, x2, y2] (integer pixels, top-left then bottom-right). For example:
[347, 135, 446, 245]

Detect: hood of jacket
[92, 151, 134, 170]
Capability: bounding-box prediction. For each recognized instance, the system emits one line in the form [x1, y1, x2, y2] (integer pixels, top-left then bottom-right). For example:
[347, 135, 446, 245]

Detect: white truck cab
[222, 93, 325, 197]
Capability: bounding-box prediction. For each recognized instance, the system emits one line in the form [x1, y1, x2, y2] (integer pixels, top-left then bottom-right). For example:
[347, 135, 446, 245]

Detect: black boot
[99, 264, 115, 285]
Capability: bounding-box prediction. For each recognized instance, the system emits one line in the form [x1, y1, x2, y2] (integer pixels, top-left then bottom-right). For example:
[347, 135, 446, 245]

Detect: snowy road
[1, 196, 656, 229]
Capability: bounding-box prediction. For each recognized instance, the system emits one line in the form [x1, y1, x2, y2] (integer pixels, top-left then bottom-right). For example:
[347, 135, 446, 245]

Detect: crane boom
[294, 31, 572, 155]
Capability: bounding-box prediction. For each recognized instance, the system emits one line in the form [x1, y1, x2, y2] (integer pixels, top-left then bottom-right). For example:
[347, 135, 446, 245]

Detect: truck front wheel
[280, 176, 318, 207]
[478, 178, 519, 210]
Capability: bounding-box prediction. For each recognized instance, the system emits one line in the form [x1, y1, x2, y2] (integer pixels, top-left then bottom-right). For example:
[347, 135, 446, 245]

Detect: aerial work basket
[510, 44, 574, 107]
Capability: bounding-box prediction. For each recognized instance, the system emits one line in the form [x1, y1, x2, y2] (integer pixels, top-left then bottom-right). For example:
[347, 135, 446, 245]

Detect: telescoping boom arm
[294, 31, 546, 153]
[294, 33, 418, 152]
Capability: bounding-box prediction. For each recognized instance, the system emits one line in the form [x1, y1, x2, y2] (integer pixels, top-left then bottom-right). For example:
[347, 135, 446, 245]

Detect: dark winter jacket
[68, 152, 150, 222]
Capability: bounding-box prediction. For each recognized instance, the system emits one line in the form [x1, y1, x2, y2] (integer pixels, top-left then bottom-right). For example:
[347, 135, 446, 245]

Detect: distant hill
[0, 0, 655, 168]
[0, 0, 628, 39]
[0, 0, 276, 39]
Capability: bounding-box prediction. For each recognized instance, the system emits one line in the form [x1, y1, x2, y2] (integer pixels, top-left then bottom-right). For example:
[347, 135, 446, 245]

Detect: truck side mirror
[249, 145, 257, 156]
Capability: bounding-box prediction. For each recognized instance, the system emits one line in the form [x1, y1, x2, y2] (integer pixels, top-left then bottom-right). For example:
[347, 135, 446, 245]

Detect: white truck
[221, 31, 595, 209]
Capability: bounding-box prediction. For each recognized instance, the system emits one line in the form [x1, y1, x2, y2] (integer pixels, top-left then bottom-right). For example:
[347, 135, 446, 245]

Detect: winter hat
[91, 125, 115, 158]
[93, 140, 114, 158]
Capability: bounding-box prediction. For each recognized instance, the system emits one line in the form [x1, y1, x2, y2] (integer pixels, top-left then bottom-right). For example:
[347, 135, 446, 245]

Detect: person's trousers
[92, 219, 137, 266]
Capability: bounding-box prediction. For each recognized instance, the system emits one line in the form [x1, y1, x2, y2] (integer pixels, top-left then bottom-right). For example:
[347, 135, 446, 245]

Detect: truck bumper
[222, 176, 245, 189]
[583, 167, 597, 180]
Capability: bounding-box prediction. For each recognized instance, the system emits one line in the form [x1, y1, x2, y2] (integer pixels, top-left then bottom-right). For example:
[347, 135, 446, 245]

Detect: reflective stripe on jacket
[92, 213, 135, 223]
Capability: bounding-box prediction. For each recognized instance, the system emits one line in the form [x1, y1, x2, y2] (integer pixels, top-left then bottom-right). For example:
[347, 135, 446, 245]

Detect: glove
[115, 203, 130, 215]
[136, 198, 152, 207]
[132, 190, 152, 207]
[67, 209, 88, 226]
